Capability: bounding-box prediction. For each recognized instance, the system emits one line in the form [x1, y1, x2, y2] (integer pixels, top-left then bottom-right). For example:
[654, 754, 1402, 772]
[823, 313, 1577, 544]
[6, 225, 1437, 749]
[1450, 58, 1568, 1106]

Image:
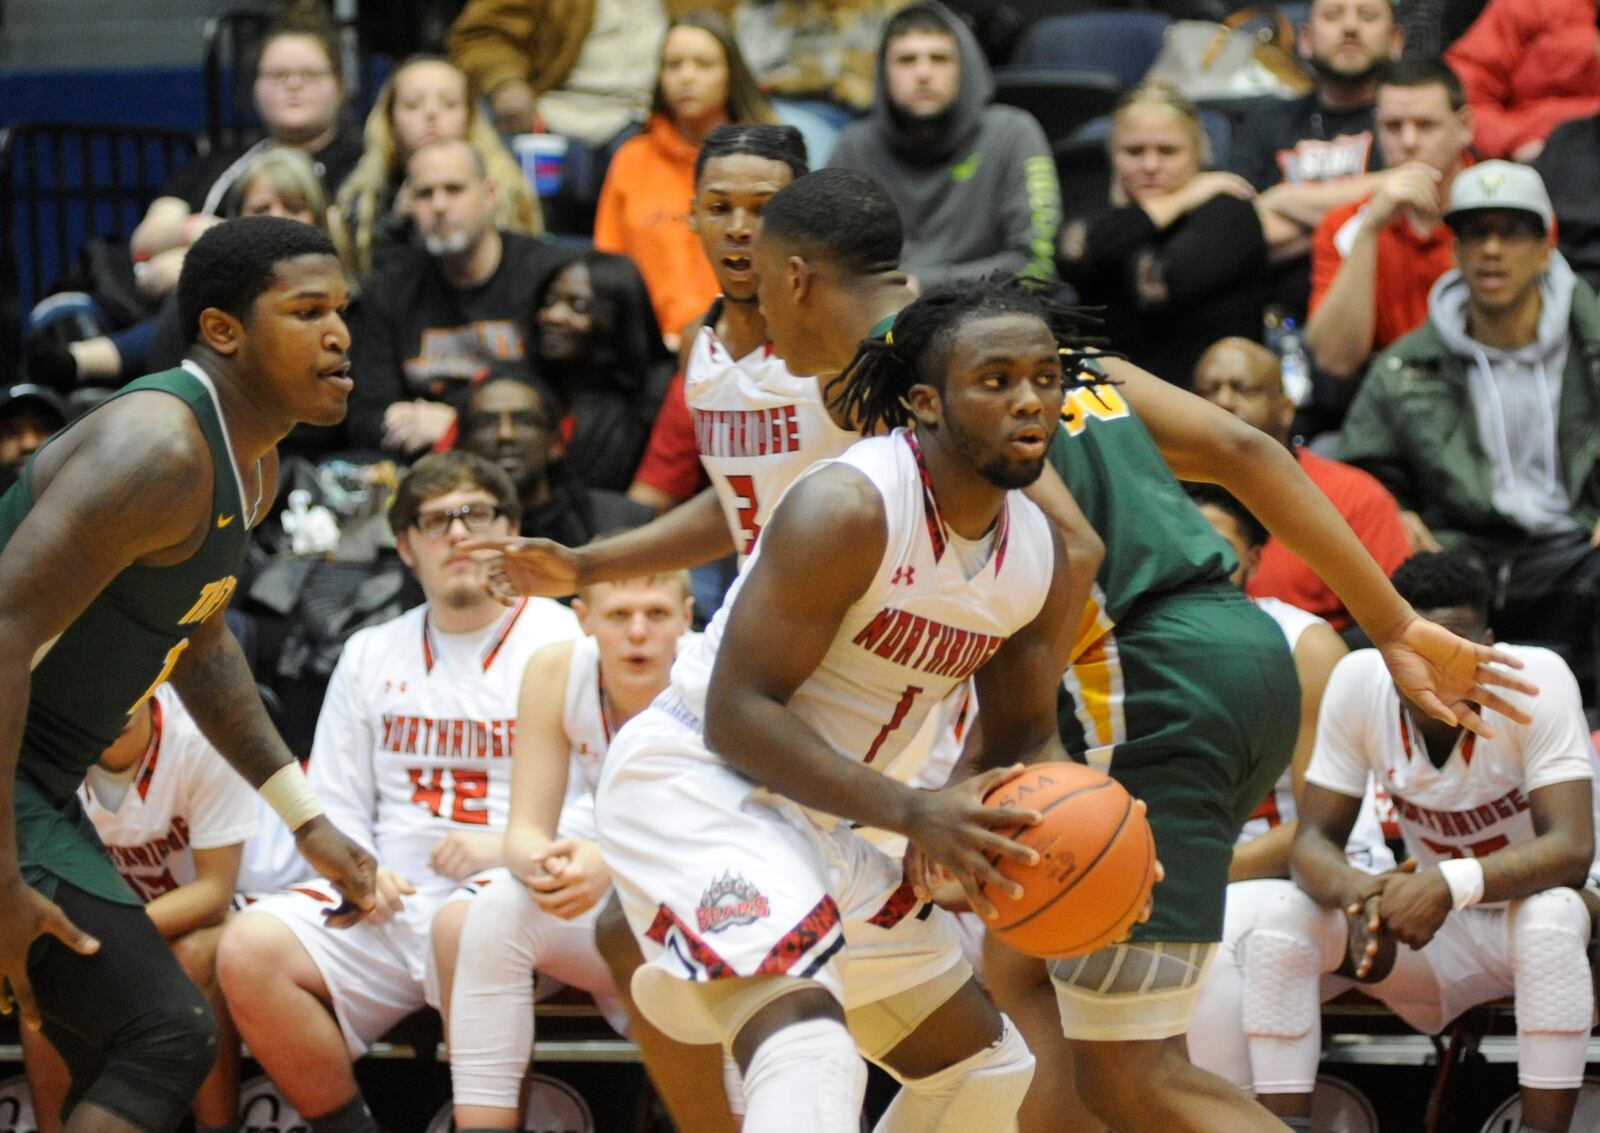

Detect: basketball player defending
[217, 453, 581, 1133]
[596, 286, 1086, 1131]
[1244, 552, 1599, 1133]
[0, 216, 375, 1133]
[448, 571, 693, 1131]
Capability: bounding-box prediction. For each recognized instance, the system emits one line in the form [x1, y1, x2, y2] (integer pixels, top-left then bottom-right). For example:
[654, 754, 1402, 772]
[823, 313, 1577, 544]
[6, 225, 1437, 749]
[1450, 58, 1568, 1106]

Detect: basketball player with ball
[592, 282, 1095, 1132]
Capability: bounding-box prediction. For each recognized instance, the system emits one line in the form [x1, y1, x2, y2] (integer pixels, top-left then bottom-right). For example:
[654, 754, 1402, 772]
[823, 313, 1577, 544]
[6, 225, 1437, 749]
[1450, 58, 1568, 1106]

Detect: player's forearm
[0, 655, 33, 884]
[705, 694, 919, 834]
[144, 877, 233, 939]
[1305, 233, 1379, 379]
[1480, 832, 1595, 903]
[1290, 828, 1370, 908]
[575, 488, 734, 584]
[168, 626, 297, 788]
[1230, 820, 1296, 882]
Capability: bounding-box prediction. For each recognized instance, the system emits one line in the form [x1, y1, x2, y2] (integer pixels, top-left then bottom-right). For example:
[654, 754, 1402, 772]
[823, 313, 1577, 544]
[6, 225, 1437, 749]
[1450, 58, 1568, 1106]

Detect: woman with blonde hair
[594, 10, 778, 344]
[332, 55, 541, 280]
[1057, 79, 1270, 388]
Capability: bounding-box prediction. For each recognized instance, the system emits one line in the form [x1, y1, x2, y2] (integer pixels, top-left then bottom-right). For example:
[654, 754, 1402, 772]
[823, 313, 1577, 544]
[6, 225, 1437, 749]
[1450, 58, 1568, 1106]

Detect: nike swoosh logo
[216, 514, 236, 528]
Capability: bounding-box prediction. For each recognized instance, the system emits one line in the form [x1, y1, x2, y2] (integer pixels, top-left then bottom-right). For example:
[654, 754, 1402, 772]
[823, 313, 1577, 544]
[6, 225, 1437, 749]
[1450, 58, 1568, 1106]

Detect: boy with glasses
[216, 452, 581, 1133]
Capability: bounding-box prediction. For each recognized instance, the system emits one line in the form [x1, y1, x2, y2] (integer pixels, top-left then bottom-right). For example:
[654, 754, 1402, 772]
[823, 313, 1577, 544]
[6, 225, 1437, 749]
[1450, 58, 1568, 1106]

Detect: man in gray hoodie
[826, 1, 1061, 289]
[1340, 160, 1600, 711]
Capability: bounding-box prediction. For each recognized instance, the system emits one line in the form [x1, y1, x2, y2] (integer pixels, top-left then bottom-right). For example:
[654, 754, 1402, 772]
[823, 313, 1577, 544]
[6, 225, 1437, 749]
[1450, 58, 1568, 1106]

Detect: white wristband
[1437, 858, 1486, 910]
[260, 763, 325, 833]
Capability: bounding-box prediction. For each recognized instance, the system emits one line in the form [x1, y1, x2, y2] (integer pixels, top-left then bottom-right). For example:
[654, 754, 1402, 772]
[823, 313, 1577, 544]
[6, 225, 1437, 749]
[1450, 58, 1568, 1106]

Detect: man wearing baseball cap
[0, 384, 67, 494]
[1339, 159, 1600, 716]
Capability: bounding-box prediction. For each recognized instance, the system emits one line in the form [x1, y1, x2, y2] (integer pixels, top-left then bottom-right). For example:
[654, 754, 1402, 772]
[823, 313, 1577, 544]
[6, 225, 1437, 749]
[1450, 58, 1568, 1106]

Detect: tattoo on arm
[168, 618, 295, 788]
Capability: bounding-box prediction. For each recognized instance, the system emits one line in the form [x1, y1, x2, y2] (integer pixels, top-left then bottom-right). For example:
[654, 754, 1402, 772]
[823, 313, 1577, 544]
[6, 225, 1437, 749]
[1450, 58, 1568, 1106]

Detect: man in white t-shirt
[1242, 551, 1599, 1133]
[216, 453, 580, 1133]
[23, 683, 257, 1133]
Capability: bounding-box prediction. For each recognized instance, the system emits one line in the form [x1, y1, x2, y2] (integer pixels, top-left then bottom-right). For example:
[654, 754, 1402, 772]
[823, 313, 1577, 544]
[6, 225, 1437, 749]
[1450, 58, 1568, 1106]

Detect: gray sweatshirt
[826, 0, 1061, 287]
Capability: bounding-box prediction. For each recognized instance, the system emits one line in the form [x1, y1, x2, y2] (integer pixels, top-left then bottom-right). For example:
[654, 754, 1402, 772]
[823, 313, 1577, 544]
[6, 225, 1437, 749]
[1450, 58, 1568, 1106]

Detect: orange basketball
[980, 761, 1157, 959]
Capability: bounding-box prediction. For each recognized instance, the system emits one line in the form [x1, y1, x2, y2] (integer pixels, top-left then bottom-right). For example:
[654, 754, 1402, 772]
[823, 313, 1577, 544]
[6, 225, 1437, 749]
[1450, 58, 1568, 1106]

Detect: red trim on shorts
[755, 896, 842, 976]
[865, 877, 920, 930]
[646, 904, 737, 979]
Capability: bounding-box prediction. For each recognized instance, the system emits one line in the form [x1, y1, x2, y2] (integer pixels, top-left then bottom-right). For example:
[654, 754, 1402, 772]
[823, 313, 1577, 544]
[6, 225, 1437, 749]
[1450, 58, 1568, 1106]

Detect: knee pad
[1242, 889, 1340, 1040]
[874, 1015, 1034, 1133]
[1511, 888, 1594, 1036]
[846, 962, 970, 1064]
[743, 1018, 867, 1133]
[91, 986, 219, 1130]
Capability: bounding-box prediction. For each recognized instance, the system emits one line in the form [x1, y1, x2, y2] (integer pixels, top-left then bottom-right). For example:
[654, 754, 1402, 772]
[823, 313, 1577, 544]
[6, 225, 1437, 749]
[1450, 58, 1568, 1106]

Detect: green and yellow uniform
[1049, 370, 1298, 941]
[3, 365, 251, 906]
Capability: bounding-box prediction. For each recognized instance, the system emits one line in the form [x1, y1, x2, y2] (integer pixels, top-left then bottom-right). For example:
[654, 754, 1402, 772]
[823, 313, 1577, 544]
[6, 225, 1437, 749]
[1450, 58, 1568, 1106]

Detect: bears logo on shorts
[697, 872, 771, 933]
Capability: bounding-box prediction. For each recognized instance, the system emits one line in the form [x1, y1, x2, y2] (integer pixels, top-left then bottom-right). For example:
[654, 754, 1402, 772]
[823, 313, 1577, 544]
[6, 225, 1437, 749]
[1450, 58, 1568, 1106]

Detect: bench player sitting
[216, 453, 580, 1133]
[448, 570, 694, 1131]
[1244, 551, 1600, 1133]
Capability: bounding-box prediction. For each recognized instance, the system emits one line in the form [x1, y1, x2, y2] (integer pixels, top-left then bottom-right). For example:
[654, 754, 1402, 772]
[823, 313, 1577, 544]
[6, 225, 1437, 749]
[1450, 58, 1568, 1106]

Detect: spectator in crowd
[1057, 81, 1270, 388]
[1242, 552, 1598, 1133]
[0, 383, 66, 495]
[22, 685, 257, 1133]
[826, 0, 1061, 289]
[1192, 336, 1412, 639]
[1340, 161, 1600, 700]
[1444, 0, 1600, 161]
[1234, 0, 1403, 314]
[346, 138, 565, 455]
[332, 56, 542, 283]
[460, 376, 653, 544]
[1535, 112, 1600, 291]
[1305, 58, 1474, 381]
[528, 251, 674, 492]
[133, 1, 361, 290]
[734, 0, 902, 162]
[594, 11, 777, 345]
[217, 453, 580, 1133]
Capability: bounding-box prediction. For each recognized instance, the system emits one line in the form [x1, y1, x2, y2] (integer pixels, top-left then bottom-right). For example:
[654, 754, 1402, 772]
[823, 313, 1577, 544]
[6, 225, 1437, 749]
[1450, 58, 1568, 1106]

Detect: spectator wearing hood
[1340, 160, 1600, 700]
[826, 1, 1061, 289]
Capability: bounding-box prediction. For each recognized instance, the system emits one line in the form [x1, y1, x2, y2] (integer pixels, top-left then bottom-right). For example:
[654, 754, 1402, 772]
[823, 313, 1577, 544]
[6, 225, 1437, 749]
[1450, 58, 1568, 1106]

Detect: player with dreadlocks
[590, 280, 1097, 1131]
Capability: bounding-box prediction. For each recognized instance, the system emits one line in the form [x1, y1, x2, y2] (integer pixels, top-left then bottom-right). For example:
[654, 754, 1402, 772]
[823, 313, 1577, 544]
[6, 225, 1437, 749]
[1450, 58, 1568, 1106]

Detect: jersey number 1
[865, 685, 923, 764]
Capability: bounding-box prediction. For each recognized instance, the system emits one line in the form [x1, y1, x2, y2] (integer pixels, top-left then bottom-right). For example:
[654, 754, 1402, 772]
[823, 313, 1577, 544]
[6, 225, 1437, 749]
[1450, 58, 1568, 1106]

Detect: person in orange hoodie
[594, 10, 778, 347]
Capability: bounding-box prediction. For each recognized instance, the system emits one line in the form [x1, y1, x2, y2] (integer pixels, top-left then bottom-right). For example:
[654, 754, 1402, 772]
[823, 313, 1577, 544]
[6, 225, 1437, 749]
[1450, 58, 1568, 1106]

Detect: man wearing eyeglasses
[1340, 160, 1600, 720]
[216, 452, 581, 1133]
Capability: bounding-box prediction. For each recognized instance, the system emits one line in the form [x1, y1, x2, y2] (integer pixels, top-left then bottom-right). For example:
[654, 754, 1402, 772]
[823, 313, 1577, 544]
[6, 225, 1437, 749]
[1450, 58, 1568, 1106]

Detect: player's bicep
[973, 523, 1073, 762]
[1527, 779, 1595, 846]
[1298, 781, 1364, 849]
[509, 644, 573, 835]
[1290, 623, 1349, 800]
[708, 466, 886, 711]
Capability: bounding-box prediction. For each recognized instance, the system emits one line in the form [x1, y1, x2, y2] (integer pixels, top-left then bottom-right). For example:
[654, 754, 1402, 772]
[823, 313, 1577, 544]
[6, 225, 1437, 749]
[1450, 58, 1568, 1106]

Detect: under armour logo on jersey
[891, 566, 916, 586]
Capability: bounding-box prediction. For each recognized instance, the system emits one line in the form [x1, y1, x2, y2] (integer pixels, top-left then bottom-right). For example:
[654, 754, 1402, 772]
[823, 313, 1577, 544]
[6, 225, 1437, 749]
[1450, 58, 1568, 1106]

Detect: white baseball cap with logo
[1443, 159, 1554, 232]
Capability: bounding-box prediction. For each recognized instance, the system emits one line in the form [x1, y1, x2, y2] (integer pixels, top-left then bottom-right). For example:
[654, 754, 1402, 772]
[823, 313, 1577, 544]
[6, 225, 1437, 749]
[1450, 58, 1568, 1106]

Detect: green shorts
[16, 773, 138, 906]
[1059, 582, 1297, 943]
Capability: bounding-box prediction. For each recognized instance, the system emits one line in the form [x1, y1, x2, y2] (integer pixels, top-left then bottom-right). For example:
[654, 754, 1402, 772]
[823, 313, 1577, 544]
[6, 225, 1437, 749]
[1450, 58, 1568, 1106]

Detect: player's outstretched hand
[527, 838, 612, 920]
[1378, 616, 1537, 738]
[904, 765, 1041, 922]
[458, 535, 582, 604]
[0, 878, 99, 1029]
[294, 815, 378, 928]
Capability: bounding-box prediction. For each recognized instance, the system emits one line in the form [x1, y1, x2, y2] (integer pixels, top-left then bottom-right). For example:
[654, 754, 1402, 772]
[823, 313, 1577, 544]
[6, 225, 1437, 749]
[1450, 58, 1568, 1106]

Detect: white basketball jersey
[1237, 598, 1393, 871]
[309, 598, 580, 905]
[670, 430, 1055, 772]
[685, 320, 858, 558]
[1306, 645, 1600, 883]
[81, 685, 258, 901]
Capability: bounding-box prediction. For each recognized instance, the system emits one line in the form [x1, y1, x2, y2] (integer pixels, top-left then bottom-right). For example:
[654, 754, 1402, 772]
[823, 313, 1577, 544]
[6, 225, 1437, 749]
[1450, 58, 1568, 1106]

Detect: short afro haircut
[760, 168, 903, 277]
[1390, 550, 1490, 618]
[177, 215, 339, 346]
[695, 123, 809, 184]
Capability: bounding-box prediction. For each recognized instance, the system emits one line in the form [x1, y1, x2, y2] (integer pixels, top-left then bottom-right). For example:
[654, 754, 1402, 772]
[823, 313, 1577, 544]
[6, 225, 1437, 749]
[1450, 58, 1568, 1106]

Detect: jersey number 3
[727, 474, 762, 554]
[408, 767, 490, 824]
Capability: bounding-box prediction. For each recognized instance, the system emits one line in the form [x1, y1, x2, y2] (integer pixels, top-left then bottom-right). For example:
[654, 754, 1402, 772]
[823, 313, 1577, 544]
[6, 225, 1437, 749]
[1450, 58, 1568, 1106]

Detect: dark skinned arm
[0, 396, 216, 1025]
[468, 486, 735, 602]
[1021, 465, 1105, 672]
[1102, 356, 1537, 737]
[702, 464, 1040, 915]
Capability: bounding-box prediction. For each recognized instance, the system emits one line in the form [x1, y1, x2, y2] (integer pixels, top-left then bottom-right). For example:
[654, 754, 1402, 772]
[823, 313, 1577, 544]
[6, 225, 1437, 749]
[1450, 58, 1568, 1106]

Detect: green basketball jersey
[1046, 369, 1236, 657]
[3, 364, 251, 805]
